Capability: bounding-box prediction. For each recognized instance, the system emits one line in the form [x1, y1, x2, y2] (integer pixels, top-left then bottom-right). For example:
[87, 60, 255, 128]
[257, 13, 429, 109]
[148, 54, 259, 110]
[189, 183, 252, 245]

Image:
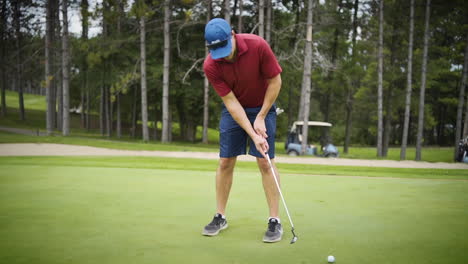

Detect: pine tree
[1, 0, 7, 116]
[259, 0, 264, 38]
[202, 0, 212, 144]
[161, 0, 171, 142]
[300, 0, 314, 155]
[455, 33, 468, 159]
[140, 10, 149, 142]
[415, 0, 431, 161]
[400, 0, 415, 160]
[62, 0, 70, 136]
[45, 0, 56, 135]
[13, 0, 24, 120]
[344, 0, 359, 154]
[377, 0, 384, 157]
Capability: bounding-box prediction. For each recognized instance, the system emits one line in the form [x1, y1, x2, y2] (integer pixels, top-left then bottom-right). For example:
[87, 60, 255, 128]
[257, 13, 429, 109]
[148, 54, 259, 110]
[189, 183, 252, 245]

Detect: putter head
[290, 236, 298, 244]
[290, 228, 298, 244]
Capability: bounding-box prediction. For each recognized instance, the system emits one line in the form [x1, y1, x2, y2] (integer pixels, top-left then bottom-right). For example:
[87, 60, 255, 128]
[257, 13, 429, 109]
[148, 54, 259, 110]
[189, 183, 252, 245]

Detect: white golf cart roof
[291, 121, 332, 131]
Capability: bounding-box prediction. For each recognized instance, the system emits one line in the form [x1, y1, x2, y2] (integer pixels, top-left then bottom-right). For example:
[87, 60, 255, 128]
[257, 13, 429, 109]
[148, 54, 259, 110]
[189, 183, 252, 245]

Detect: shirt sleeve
[203, 58, 232, 97]
[259, 39, 282, 79]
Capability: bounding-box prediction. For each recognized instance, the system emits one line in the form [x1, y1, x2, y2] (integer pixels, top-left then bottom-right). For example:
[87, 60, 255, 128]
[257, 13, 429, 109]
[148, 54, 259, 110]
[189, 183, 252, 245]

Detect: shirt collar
[235, 34, 248, 56]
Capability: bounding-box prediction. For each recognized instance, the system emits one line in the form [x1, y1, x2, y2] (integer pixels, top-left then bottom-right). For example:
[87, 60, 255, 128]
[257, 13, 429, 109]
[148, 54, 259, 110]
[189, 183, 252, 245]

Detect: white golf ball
[327, 255, 335, 263]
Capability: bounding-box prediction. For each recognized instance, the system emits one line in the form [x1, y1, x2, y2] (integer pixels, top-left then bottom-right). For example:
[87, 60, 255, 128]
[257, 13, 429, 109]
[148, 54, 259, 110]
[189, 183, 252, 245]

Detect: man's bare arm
[254, 74, 282, 138]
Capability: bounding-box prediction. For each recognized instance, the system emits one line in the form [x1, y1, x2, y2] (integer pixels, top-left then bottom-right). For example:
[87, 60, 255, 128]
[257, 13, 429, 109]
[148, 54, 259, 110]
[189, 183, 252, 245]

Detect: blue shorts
[219, 105, 276, 159]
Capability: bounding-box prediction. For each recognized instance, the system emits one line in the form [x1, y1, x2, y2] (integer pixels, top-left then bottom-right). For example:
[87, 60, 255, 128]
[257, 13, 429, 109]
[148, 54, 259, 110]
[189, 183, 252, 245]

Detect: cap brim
[209, 38, 232, 60]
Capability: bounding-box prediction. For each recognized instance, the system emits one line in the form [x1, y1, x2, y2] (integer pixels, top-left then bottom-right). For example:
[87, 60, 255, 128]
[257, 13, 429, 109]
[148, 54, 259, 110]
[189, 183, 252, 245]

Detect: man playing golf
[202, 18, 283, 243]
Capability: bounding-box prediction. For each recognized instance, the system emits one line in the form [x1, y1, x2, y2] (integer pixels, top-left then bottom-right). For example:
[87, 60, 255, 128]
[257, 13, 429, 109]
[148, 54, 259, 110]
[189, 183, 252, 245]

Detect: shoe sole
[202, 223, 228, 236]
[262, 236, 282, 243]
[263, 230, 283, 243]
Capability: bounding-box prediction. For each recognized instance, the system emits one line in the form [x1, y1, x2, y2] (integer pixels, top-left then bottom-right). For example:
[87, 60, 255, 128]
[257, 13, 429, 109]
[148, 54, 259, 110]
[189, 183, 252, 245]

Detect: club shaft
[265, 154, 295, 228]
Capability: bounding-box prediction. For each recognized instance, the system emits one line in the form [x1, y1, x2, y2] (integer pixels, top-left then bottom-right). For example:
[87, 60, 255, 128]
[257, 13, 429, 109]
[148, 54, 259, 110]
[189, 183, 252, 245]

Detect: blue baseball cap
[205, 18, 232, 59]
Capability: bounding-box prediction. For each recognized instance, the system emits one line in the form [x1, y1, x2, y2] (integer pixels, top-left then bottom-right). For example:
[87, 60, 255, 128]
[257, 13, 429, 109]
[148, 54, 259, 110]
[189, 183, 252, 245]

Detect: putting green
[0, 159, 467, 264]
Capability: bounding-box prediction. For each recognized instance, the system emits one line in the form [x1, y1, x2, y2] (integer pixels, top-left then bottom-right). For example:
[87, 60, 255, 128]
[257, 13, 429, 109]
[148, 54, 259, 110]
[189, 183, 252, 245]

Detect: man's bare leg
[257, 157, 283, 242]
[256, 157, 279, 218]
[216, 157, 237, 215]
[202, 157, 237, 236]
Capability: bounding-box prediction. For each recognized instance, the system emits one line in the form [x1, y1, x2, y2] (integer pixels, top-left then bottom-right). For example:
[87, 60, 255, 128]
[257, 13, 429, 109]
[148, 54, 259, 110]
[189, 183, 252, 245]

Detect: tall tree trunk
[1, 0, 7, 116]
[455, 33, 468, 160]
[176, 94, 186, 140]
[115, 0, 123, 138]
[102, 2, 110, 138]
[107, 92, 112, 137]
[320, 1, 342, 147]
[383, 18, 400, 157]
[153, 104, 158, 140]
[463, 91, 468, 138]
[232, 0, 238, 25]
[265, 0, 272, 43]
[80, 84, 85, 128]
[344, 0, 359, 154]
[62, 0, 70, 136]
[168, 111, 173, 142]
[13, 0, 25, 120]
[131, 85, 138, 138]
[55, 0, 62, 131]
[51, 0, 58, 130]
[300, 0, 313, 155]
[86, 88, 90, 130]
[202, 78, 210, 143]
[290, 0, 301, 47]
[344, 87, 355, 153]
[140, 15, 149, 142]
[258, 0, 264, 38]
[116, 93, 121, 138]
[291, 0, 302, 123]
[104, 74, 110, 136]
[288, 81, 294, 126]
[45, 0, 55, 135]
[202, 0, 212, 144]
[224, 0, 231, 24]
[161, 0, 171, 142]
[383, 85, 393, 156]
[81, 0, 89, 129]
[100, 73, 105, 135]
[297, 0, 310, 124]
[187, 119, 195, 142]
[400, 0, 415, 160]
[237, 0, 243, 33]
[415, 0, 431, 161]
[377, 0, 384, 157]
[56, 62, 62, 131]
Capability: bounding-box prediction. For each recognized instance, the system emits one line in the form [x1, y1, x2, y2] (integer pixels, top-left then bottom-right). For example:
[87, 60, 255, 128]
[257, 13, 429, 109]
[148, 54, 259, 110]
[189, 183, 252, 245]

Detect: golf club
[265, 152, 298, 244]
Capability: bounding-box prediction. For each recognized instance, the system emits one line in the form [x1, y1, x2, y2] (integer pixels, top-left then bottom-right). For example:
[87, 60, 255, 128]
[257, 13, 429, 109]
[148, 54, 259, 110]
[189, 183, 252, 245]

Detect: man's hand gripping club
[253, 116, 269, 157]
[221, 92, 269, 158]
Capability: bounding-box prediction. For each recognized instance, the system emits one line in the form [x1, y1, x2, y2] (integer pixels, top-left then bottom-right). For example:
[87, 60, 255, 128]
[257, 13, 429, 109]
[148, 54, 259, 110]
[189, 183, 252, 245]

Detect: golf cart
[285, 121, 339, 157]
[456, 136, 468, 163]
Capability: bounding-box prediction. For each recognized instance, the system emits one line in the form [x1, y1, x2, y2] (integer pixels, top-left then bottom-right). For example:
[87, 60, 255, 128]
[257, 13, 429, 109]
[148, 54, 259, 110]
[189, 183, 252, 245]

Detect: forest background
[1, 0, 468, 161]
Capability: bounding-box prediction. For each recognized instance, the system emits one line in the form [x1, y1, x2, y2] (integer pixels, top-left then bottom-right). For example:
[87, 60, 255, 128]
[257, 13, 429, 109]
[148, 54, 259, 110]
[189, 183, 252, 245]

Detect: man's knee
[256, 157, 271, 173]
[218, 157, 237, 172]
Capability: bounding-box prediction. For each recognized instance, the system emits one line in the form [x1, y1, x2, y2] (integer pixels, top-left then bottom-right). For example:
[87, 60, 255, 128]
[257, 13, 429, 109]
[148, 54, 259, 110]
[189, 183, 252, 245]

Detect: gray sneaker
[263, 218, 283, 243]
[202, 213, 228, 236]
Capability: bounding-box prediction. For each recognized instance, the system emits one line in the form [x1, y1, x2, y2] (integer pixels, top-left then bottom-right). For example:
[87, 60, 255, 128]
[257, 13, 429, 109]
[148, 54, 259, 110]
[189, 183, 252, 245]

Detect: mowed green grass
[1, 91, 456, 162]
[337, 146, 455, 163]
[0, 157, 467, 264]
[0, 130, 456, 163]
[5, 90, 46, 111]
[0, 131, 220, 153]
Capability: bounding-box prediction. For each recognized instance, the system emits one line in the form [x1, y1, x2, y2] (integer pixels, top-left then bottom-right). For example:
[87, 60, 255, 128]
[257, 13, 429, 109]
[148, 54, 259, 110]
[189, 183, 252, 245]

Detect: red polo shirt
[203, 34, 282, 108]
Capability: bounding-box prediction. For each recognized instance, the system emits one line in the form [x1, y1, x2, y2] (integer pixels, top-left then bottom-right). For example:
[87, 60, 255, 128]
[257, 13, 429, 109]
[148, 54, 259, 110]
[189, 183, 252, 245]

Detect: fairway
[1, 157, 468, 264]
